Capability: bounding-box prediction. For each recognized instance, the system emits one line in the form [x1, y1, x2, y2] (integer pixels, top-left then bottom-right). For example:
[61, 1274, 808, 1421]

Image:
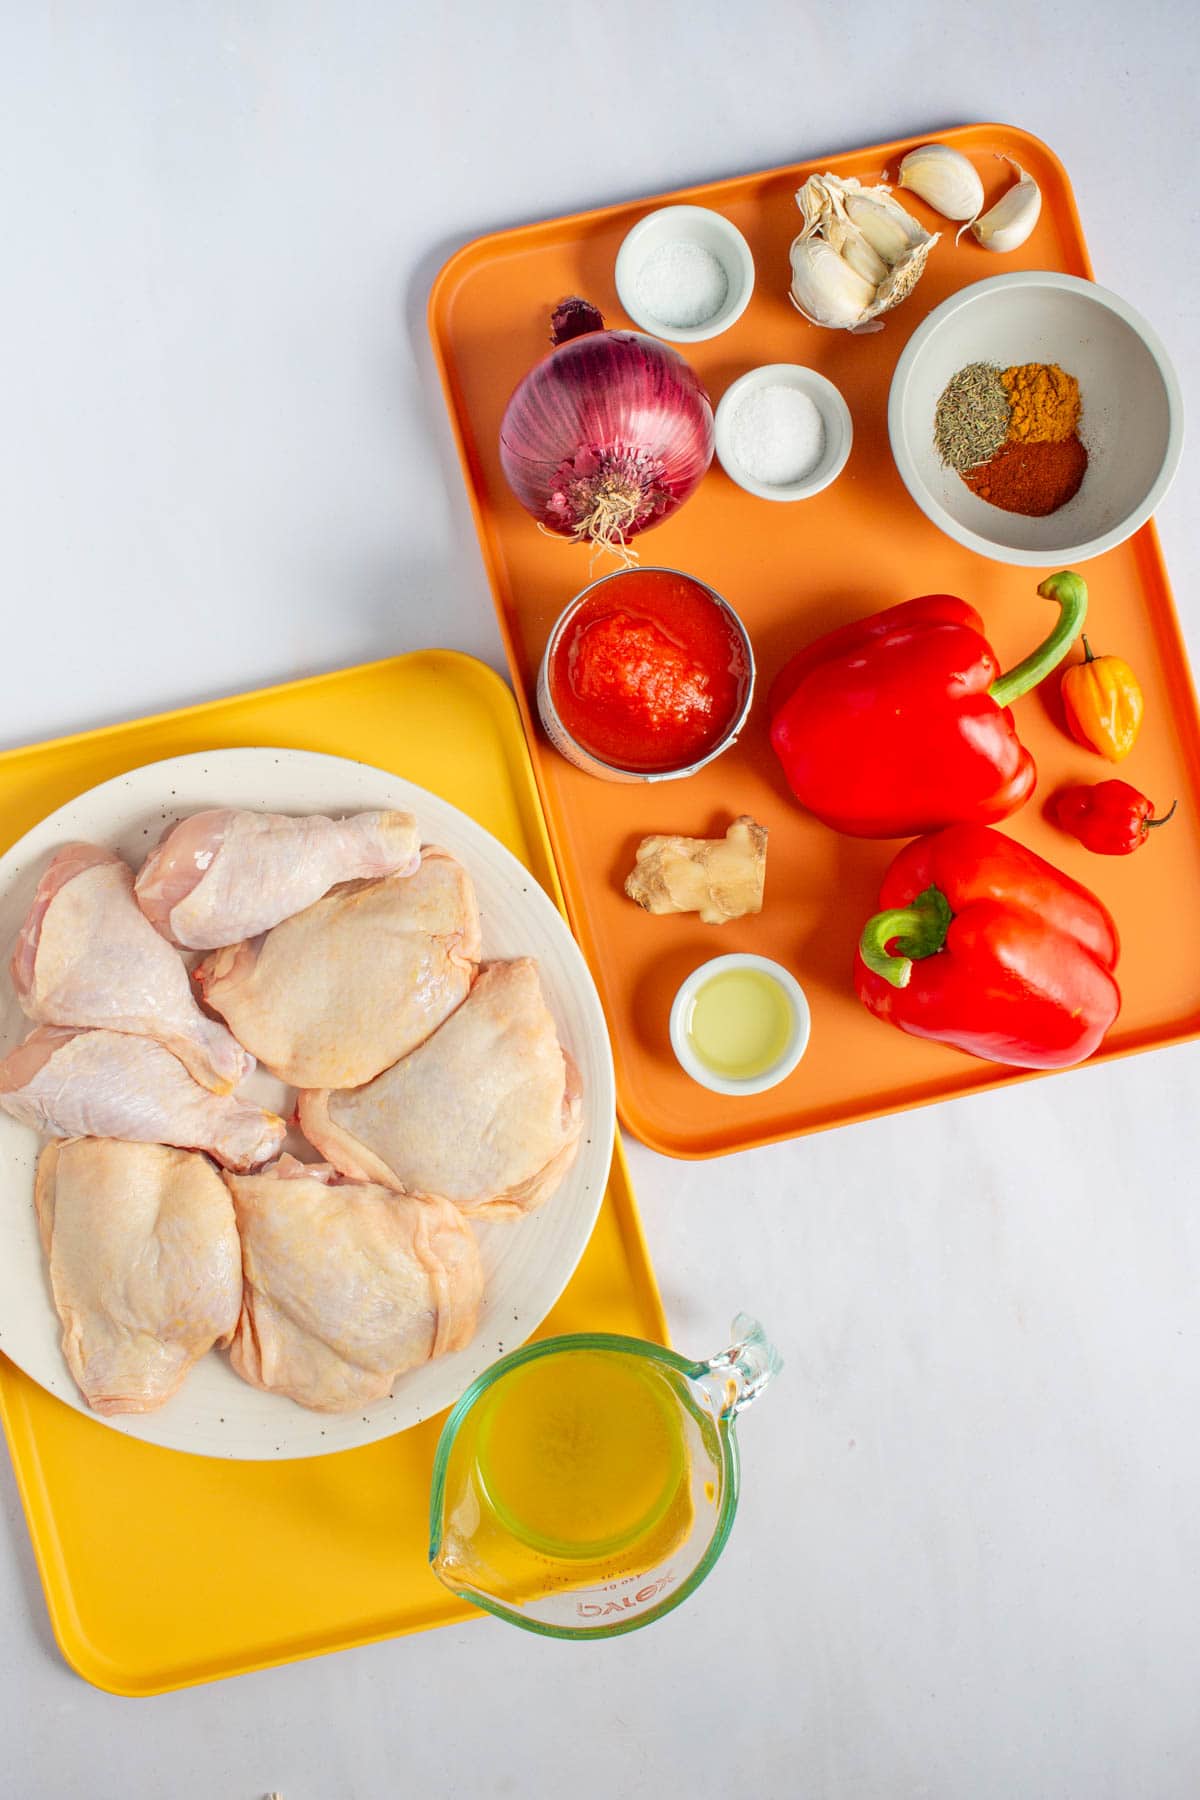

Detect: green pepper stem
[858, 883, 953, 990]
[988, 570, 1089, 709]
[1146, 799, 1178, 830]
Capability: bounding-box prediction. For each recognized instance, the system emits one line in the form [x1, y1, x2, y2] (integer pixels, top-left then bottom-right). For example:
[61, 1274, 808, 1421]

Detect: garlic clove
[839, 231, 890, 287]
[896, 144, 985, 223]
[844, 192, 929, 266]
[788, 235, 875, 329]
[970, 158, 1042, 252]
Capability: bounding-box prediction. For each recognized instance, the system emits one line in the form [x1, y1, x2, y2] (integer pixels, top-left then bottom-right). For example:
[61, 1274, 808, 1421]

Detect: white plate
[0, 748, 615, 1460]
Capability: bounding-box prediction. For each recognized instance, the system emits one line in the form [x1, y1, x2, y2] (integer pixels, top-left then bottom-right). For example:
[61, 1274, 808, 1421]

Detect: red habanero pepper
[768, 571, 1088, 838]
[1053, 781, 1178, 855]
[854, 823, 1120, 1069]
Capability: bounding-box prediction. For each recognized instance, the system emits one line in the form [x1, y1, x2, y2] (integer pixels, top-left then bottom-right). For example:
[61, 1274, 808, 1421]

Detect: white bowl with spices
[888, 271, 1184, 566]
[614, 204, 755, 345]
[714, 364, 853, 502]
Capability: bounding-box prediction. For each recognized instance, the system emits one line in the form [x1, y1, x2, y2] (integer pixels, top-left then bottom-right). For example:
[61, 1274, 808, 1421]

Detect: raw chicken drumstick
[0, 1026, 285, 1171]
[11, 844, 251, 1094]
[135, 807, 421, 949]
[299, 958, 583, 1219]
[35, 1139, 242, 1416]
[225, 1156, 484, 1412]
[197, 847, 480, 1088]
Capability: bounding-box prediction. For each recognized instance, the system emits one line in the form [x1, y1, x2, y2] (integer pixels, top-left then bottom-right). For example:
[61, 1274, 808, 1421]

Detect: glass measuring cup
[428, 1314, 779, 1639]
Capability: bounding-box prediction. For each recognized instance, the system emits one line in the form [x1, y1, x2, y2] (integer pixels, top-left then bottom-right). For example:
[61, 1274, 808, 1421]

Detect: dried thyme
[934, 363, 1010, 472]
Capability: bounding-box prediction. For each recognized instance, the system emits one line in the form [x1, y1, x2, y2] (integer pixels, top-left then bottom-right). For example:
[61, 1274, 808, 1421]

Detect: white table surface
[2, 6, 1198, 1797]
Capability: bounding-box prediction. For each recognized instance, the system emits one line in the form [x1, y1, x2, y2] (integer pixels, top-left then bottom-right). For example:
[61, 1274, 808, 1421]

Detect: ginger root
[624, 816, 767, 925]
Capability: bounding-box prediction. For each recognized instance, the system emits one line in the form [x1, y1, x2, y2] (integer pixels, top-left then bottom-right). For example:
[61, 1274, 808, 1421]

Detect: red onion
[499, 308, 714, 556]
[548, 296, 605, 344]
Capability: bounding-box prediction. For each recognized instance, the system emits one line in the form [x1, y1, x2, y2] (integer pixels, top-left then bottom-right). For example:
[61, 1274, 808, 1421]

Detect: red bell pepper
[854, 823, 1120, 1069]
[1053, 780, 1177, 855]
[769, 572, 1088, 838]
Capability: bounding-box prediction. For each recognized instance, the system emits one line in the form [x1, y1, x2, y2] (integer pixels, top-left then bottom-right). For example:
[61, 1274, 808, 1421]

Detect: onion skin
[499, 330, 714, 553]
[549, 296, 605, 344]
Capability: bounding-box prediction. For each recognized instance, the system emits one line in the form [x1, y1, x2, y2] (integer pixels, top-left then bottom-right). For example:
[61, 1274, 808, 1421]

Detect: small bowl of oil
[669, 953, 810, 1096]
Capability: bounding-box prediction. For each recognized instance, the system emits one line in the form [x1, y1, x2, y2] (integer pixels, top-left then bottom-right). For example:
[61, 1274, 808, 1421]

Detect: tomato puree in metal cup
[546, 568, 751, 775]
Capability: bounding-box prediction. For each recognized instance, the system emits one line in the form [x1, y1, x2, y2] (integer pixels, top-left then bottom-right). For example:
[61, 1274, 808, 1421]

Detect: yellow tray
[0, 650, 667, 1695]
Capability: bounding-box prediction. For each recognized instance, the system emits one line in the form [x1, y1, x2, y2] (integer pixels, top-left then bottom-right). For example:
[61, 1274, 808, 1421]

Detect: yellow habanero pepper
[1060, 636, 1144, 761]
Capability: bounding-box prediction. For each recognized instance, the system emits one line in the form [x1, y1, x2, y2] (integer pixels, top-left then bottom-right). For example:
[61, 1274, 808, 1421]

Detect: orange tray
[0, 650, 667, 1695]
[429, 123, 1200, 1158]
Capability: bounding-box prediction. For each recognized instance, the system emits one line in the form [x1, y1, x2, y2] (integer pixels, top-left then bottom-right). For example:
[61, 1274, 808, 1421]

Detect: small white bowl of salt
[714, 364, 853, 502]
[614, 204, 754, 345]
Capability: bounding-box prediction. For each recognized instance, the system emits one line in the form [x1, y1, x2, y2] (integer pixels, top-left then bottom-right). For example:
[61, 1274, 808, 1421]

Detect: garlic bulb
[789, 173, 938, 332]
[896, 144, 984, 223]
[970, 158, 1042, 252]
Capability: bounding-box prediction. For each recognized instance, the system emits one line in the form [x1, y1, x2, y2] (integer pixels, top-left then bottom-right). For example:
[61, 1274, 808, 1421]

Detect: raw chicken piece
[226, 1155, 484, 1412]
[11, 844, 251, 1094]
[299, 958, 583, 1219]
[135, 807, 421, 949]
[34, 1138, 242, 1416]
[0, 1026, 285, 1170]
[196, 847, 480, 1088]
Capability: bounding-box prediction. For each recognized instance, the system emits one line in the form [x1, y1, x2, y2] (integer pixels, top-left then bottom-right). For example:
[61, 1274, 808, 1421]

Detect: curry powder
[1002, 362, 1081, 443]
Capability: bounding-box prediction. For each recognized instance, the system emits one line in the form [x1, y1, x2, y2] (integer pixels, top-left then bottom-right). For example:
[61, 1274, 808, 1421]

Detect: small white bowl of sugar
[714, 364, 853, 502]
[614, 204, 754, 345]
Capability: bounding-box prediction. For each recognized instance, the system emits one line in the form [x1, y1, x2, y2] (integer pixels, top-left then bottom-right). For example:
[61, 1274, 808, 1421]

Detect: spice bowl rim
[887, 270, 1185, 567]
[614, 204, 755, 345]
[669, 953, 812, 1097]
[713, 363, 854, 502]
[536, 566, 756, 785]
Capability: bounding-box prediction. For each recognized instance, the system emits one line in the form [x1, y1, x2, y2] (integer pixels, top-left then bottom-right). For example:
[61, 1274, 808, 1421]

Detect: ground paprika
[963, 435, 1088, 516]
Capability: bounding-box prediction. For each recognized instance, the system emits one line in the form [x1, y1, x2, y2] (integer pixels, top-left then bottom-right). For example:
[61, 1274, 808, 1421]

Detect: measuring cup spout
[690, 1313, 781, 1420]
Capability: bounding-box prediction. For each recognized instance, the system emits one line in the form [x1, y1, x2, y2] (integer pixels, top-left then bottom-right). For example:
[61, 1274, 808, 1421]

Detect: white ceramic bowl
[714, 364, 853, 502]
[669, 953, 811, 1098]
[888, 271, 1184, 566]
[614, 204, 754, 344]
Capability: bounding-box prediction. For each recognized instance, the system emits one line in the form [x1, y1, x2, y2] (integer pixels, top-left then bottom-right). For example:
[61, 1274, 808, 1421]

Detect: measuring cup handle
[696, 1313, 782, 1419]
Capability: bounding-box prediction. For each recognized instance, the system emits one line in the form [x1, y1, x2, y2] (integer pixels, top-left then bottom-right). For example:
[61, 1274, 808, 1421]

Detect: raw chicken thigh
[11, 844, 251, 1094]
[197, 847, 480, 1088]
[299, 958, 583, 1219]
[135, 807, 421, 949]
[35, 1139, 242, 1416]
[226, 1156, 484, 1412]
[0, 1026, 285, 1170]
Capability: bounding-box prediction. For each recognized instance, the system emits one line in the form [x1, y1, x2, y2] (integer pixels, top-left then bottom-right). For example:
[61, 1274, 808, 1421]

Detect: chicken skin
[34, 1139, 242, 1416]
[11, 844, 251, 1094]
[226, 1156, 483, 1412]
[0, 1026, 284, 1170]
[135, 807, 421, 949]
[196, 847, 480, 1088]
[299, 958, 582, 1219]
